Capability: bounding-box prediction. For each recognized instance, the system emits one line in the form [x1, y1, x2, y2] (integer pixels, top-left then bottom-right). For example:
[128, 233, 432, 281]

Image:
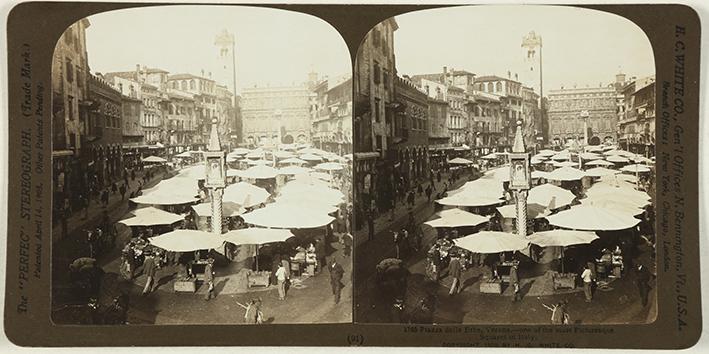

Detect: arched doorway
[589, 136, 601, 145]
[282, 134, 294, 144]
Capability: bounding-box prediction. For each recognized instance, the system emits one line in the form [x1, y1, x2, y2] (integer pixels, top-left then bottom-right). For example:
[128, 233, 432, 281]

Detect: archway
[282, 134, 294, 144]
[589, 136, 601, 145]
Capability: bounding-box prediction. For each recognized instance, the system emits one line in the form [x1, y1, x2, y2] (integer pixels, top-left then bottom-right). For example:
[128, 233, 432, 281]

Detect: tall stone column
[515, 190, 528, 237]
[210, 188, 224, 235]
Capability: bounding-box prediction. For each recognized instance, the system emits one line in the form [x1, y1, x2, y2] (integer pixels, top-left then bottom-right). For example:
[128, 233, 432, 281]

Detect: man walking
[329, 258, 345, 304]
[448, 253, 462, 296]
[635, 264, 653, 307]
[142, 252, 157, 296]
[509, 262, 521, 302]
[119, 183, 127, 201]
[275, 263, 287, 300]
[392, 230, 401, 259]
[204, 257, 215, 301]
[581, 264, 594, 302]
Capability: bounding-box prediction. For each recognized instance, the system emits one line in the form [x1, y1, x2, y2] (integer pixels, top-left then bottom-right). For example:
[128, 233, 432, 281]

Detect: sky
[393, 5, 655, 95]
[84, 5, 351, 94]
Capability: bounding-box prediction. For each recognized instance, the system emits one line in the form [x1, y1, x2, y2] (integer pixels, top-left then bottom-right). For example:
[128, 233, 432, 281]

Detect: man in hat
[141, 252, 157, 296]
[635, 264, 653, 307]
[448, 253, 462, 296]
[275, 262, 288, 300]
[204, 257, 216, 301]
[329, 257, 345, 304]
[509, 262, 521, 302]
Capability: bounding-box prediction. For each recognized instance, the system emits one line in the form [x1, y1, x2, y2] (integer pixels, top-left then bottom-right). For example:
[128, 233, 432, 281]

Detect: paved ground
[354, 166, 657, 325]
[51, 164, 352, 324]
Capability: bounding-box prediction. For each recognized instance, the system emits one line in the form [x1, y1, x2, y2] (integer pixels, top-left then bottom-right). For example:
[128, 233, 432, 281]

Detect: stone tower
[521, 31, 543, 101]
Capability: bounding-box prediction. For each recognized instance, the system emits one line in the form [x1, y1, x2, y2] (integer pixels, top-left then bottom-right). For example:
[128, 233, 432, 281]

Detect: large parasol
[223, 182, 271, 208]
[119, 207, 184, 227]
[149, 230, 225, 252]
[546, 205, 641, 231]
[454, 231, 529, 254]
[528, 183, 576, 209]
[423, 208, 489, 228]
[242, 203, 335, 229]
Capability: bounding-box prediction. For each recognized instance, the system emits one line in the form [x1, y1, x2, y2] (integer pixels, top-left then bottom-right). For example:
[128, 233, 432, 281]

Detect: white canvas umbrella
[278, 165, 311, 175]
[454, 231, 529, 254]
[273, 150, 295, 159]
[546, 205, 641, 231]
[237, 165, 279, 179]
[175, 151, 192, 158]
[242, 203, 335, 229]
[550, 153, 571, 161]
[497, 203, 549, 219]
[279, 183, 344, 206]
[449, 157, 474, 165]
[437, 193, 505, 207]
[481, 153, 498, 160]
[585, 159, 614, 167]
[223, 182, 270, 208]
[222, 228, 295, 245]
[226, 169, 241, 177]
[298, 147, 328, 155]
[142, 156, 167, 163]
[537, 149, 556, 157]
[606, 155, 630, 163]
[527, 229, 599, 272]
[585, 167, 620, 177]
[119, 207, 184, 227]
[300, 153, 323, 162]
[130, 193, 200, 206]
[552, 160, 578, 168]
[310, 171, 333, 181]
[621, 164, 652, 173]
[247, 159, 272, 166]
[482, 165, 511, 182]
[528, 183, 576, 209]
[527, 230, 599, 248]
[315, 162, 345, 171]
[245, 151, 264, 159]
[545, 166, 586, 181]
[580, 197, 645, 215]
[231, 148, 250, 155]
[579, 152, 602, 160]
[279, 157, 308, 165]
[531, 170, 549, 179]
[148, 230, 225, 252]
[191, 202, 245, 217]
[423, 208, 489, 228]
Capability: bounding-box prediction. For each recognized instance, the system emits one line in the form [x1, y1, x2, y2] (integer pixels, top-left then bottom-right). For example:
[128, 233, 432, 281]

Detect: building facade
[393, 75, 429, 187]
[474, 75, 525, 145]
[86, 74, 123, 186]
[167, 73, 218, 144]
[240, 84, 312, 147]
[354, 18, 398, 215]
[619, 75, 656, 156]
[312, 77, 353, 155]
[469, 91, 504, 147]
[165, 88, 197, 146]
[547, 83, 619, 146]
[51, 18, 91, 212]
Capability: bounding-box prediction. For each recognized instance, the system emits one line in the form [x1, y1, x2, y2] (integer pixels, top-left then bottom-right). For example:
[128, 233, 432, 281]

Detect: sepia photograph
[353, 5, 657, 325]
[50, 5, 354, 325]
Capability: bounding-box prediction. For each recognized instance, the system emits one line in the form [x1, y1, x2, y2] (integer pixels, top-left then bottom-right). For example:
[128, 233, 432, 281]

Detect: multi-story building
[474, 74, 525, 145]
[521, 85, 543, 148]
[121, 95, 144, 158]
[140, 83, 162, 144]
[447, 85, 467, 146]
[547, 82, 619, 146]
[469, 91, 504, 147]
[167, 72, 218, 144]
[165, 88, 197, 146]
[216, 84, 236, 148]
[240, 84, 312, 147]
[86, 73, 123, 185]
[354, 18, 398, 213]
[619, 75, 656, 156]
[51, 18, 91, 211]
[312, 77, 353, 155]
[393, 75, 429, 186]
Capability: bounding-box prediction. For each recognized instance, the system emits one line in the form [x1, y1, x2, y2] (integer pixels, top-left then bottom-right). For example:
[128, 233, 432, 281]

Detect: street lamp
[203, 117, 226, 235]
[508, 120, 531, 237]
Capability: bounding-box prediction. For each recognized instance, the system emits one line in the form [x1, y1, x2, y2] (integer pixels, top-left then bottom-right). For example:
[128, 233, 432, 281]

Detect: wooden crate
[174, 279, 196, 293]
[553, 273, 577, 290]
[480, 280, 502, 294]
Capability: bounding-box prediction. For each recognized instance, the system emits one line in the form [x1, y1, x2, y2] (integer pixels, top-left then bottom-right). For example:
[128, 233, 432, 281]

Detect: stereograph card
[2, 1, 703, 349]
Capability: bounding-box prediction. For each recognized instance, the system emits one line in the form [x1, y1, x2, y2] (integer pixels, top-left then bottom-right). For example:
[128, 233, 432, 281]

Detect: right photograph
[353, 5, 656, 324]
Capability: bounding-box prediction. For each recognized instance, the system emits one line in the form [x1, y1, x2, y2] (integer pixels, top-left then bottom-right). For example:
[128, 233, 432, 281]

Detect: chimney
[507, 70, 511, 79]
[515, 73, 518, 81]
[135, 64, 140, 77]
[201, 69, 205, 77]
[443, 66, 448, 81]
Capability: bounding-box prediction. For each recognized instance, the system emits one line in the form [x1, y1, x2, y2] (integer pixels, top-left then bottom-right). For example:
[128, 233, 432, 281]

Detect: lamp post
[203, 117, 226, 235]
[508, 120, 531, 237]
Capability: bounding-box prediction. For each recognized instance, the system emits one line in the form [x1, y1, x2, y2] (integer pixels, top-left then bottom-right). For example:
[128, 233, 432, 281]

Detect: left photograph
[50, 5, 353, 325]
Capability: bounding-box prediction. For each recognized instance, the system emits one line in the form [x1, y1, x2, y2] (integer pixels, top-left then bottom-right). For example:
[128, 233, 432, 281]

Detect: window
[496, 82, 502, 92]
[67, 96, 74, 120]
[181, 81, 187, 90]
[65, 58, 73, 83]
[372, 28, 381, 47]
[190, 80, 196, 90]
[373, 62, 381, 85]
[487, 82, 493, 92]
